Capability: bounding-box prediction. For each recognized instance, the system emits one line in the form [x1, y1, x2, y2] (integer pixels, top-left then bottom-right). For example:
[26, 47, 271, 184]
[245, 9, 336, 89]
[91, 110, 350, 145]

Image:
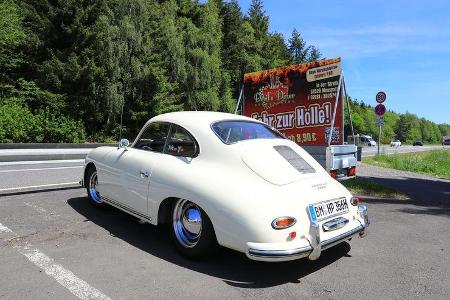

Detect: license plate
[308, 198, 349, 222]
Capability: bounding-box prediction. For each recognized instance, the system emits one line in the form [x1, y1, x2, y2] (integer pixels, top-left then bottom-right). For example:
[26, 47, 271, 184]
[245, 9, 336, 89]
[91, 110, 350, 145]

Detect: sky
[236, 0, 450, 124]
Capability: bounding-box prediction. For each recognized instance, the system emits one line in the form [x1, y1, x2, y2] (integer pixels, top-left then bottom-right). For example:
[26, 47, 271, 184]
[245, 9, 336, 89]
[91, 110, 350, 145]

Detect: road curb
[0, 153, 89, 162]
[0, 143, 115, 162]
[0, 143, 115, 149]
[0, 182, 82, 196]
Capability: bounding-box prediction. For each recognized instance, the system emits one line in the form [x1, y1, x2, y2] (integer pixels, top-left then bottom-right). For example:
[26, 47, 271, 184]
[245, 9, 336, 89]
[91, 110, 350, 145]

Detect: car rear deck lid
[242, 144, 316, 185]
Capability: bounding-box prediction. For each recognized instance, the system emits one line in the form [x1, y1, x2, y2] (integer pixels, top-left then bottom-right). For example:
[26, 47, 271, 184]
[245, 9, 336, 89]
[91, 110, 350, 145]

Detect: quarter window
[134, 122, 170, 152]
[165, 125, 197, 157]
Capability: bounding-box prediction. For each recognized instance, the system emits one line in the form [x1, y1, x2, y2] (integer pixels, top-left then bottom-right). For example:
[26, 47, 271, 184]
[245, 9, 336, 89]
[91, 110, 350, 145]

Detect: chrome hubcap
[88, 171, 101, 203]
[173, 199, 202, 248]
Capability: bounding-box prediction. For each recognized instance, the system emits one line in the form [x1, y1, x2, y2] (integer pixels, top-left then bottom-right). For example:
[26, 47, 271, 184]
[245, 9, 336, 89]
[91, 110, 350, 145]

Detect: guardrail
[0, 143, 115, 162]
[0, 143, 114, 149]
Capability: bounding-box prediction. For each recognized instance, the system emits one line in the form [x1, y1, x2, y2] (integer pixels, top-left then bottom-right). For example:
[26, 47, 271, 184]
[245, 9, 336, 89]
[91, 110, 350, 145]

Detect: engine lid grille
[273, 145, 316, 174]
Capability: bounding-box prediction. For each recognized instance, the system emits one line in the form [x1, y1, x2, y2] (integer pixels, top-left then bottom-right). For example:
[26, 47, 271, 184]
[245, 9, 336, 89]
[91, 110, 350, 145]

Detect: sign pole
[378, 124, 381, 155]
[374, 91, 387, 156]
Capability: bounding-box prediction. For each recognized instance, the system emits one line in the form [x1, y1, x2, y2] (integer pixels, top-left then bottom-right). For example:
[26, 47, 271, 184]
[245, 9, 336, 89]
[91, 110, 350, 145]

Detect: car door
[146, 123, 199, 215]
[101, 122, 171, 217]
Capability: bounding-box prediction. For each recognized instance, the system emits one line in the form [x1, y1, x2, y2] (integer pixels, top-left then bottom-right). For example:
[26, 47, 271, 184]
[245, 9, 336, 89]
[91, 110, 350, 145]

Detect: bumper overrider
[247, 204, 369, 262]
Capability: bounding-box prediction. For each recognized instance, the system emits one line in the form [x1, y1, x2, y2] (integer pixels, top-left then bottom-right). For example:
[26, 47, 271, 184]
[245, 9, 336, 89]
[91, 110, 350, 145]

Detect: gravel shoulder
[357, 162, 450, 210]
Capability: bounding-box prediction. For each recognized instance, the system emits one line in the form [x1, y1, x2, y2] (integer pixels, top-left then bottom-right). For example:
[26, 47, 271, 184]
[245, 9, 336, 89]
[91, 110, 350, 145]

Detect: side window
[134, 122, 170, 153]
[165, 125, 197, 157]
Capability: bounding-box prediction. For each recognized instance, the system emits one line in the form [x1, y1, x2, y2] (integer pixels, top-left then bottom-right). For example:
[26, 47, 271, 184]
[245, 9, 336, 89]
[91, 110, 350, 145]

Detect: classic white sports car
[82, 111, 369, 261]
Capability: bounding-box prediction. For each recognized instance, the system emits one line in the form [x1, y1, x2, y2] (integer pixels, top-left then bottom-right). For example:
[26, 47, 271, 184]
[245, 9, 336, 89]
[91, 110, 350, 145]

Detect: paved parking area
[1, 185, 449, 299]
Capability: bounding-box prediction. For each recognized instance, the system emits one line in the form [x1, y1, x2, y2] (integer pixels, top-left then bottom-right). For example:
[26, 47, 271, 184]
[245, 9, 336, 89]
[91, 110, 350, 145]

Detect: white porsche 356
[82, 111, 369, 261]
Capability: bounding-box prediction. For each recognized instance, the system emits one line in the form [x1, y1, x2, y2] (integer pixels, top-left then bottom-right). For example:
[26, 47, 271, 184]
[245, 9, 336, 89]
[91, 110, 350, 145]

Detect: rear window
[212, 121, 285, 144]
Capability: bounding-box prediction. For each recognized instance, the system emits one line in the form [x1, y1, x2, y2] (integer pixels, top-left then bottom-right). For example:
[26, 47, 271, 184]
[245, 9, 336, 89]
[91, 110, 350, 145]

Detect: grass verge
[363, 149, 450, 179]
[341, 177, 407, 199]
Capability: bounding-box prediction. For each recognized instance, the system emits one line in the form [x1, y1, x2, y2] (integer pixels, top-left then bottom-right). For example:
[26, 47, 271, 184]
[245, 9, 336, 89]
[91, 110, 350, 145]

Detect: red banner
[243, 58, 343, 145]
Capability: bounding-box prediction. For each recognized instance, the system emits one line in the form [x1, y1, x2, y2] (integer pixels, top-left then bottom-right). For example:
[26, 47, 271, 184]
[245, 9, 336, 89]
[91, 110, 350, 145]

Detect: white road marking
[0, 223, 12, 233]
[23, 202, 59, 220]
[0, 222, 112, 300]
[0, 159, 84, 166]
[0, 182, 80, 193]
[0, 166, 83, 173]
[24, 202, 47, 214]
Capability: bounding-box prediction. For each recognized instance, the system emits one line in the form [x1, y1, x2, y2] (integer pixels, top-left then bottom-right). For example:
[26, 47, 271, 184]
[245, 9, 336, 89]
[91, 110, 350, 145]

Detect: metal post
[377, 125, 381, 155]
[119, 93, 125, 144]
[234, 86, 244, 115]
[342, 75, 355, 143]
[327, 73, 343, 146]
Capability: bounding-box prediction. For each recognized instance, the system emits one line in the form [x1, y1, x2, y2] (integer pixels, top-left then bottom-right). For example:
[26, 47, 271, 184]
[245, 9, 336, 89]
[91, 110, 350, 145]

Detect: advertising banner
[243, 58, 343, 145]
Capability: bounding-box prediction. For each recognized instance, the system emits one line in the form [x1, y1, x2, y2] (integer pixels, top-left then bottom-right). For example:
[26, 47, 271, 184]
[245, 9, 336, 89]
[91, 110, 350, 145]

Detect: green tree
[0, 0, 25, 80]
[288, 28, 309, 63]
[247, 0, 268, 41]
[307, 45, 322, 62]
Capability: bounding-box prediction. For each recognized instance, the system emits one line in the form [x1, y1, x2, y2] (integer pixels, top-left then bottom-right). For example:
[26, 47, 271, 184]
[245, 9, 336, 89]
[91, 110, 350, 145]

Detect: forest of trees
[345, 98, 449, 144]
[1, 0, 449, 143]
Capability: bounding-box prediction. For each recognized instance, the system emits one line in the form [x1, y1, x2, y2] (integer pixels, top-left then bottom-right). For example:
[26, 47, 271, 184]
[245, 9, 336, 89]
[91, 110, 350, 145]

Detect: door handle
[139, 170, 149, 178]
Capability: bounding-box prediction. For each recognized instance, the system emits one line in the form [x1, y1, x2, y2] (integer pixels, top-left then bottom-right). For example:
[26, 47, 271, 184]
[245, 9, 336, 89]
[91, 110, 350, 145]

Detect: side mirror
[119, 138, 130, 149]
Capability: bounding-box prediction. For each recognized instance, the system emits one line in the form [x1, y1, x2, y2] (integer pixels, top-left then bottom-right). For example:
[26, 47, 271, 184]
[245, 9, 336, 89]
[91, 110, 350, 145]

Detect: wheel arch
[157, 197, 178, 225]
[157, 197, 220, 242]
[84, 162, 96, 184]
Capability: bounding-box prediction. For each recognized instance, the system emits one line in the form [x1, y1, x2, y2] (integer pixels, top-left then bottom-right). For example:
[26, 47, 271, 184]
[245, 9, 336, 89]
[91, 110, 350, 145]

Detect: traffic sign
[376, 115, 384, 126]
[376, 91, 386, 103]
[375, 103, 386, 116]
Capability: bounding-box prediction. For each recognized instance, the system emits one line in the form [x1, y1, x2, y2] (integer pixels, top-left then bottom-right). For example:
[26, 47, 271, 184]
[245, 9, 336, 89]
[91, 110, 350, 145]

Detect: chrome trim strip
[102, 196, 152, 222]
[248, 245, 312, 258]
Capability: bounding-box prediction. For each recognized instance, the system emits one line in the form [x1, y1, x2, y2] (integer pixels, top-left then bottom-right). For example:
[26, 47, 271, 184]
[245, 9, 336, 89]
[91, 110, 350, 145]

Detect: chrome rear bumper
[247, 224, 365, 261]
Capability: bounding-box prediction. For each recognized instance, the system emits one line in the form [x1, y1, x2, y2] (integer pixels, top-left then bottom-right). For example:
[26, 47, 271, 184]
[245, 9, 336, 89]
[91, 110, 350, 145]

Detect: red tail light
[347, 166, 356, 177]
[330, 170, 337, 179]
[289, 231, 297, 240]
[350, 197, 361, 206]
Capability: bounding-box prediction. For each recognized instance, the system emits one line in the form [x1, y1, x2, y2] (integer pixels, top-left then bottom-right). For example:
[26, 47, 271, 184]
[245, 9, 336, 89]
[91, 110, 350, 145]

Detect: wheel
[86, 167, 104, 207]
[171, 199, 219, 258]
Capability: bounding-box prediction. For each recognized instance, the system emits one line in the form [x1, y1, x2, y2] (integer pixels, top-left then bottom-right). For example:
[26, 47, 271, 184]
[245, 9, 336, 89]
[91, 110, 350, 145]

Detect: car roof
[147, 111, 261, 128]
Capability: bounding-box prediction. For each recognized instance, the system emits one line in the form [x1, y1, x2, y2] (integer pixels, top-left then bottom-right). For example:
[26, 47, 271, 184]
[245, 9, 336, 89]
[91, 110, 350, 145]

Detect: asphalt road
[0, 160, 84, 193]
[361, 144, 445, 157]
[1, 162, 449, 299]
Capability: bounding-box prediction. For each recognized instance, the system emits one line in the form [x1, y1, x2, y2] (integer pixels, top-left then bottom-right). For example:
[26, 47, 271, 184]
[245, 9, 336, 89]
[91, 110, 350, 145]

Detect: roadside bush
[35, 109, 86, 143]
[0, 101, 37, 142]
[0, 101, 85, 143]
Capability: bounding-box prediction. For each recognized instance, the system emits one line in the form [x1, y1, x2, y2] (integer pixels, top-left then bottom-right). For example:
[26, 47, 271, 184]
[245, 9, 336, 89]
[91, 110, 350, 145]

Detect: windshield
[212, 121, 285, 144]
